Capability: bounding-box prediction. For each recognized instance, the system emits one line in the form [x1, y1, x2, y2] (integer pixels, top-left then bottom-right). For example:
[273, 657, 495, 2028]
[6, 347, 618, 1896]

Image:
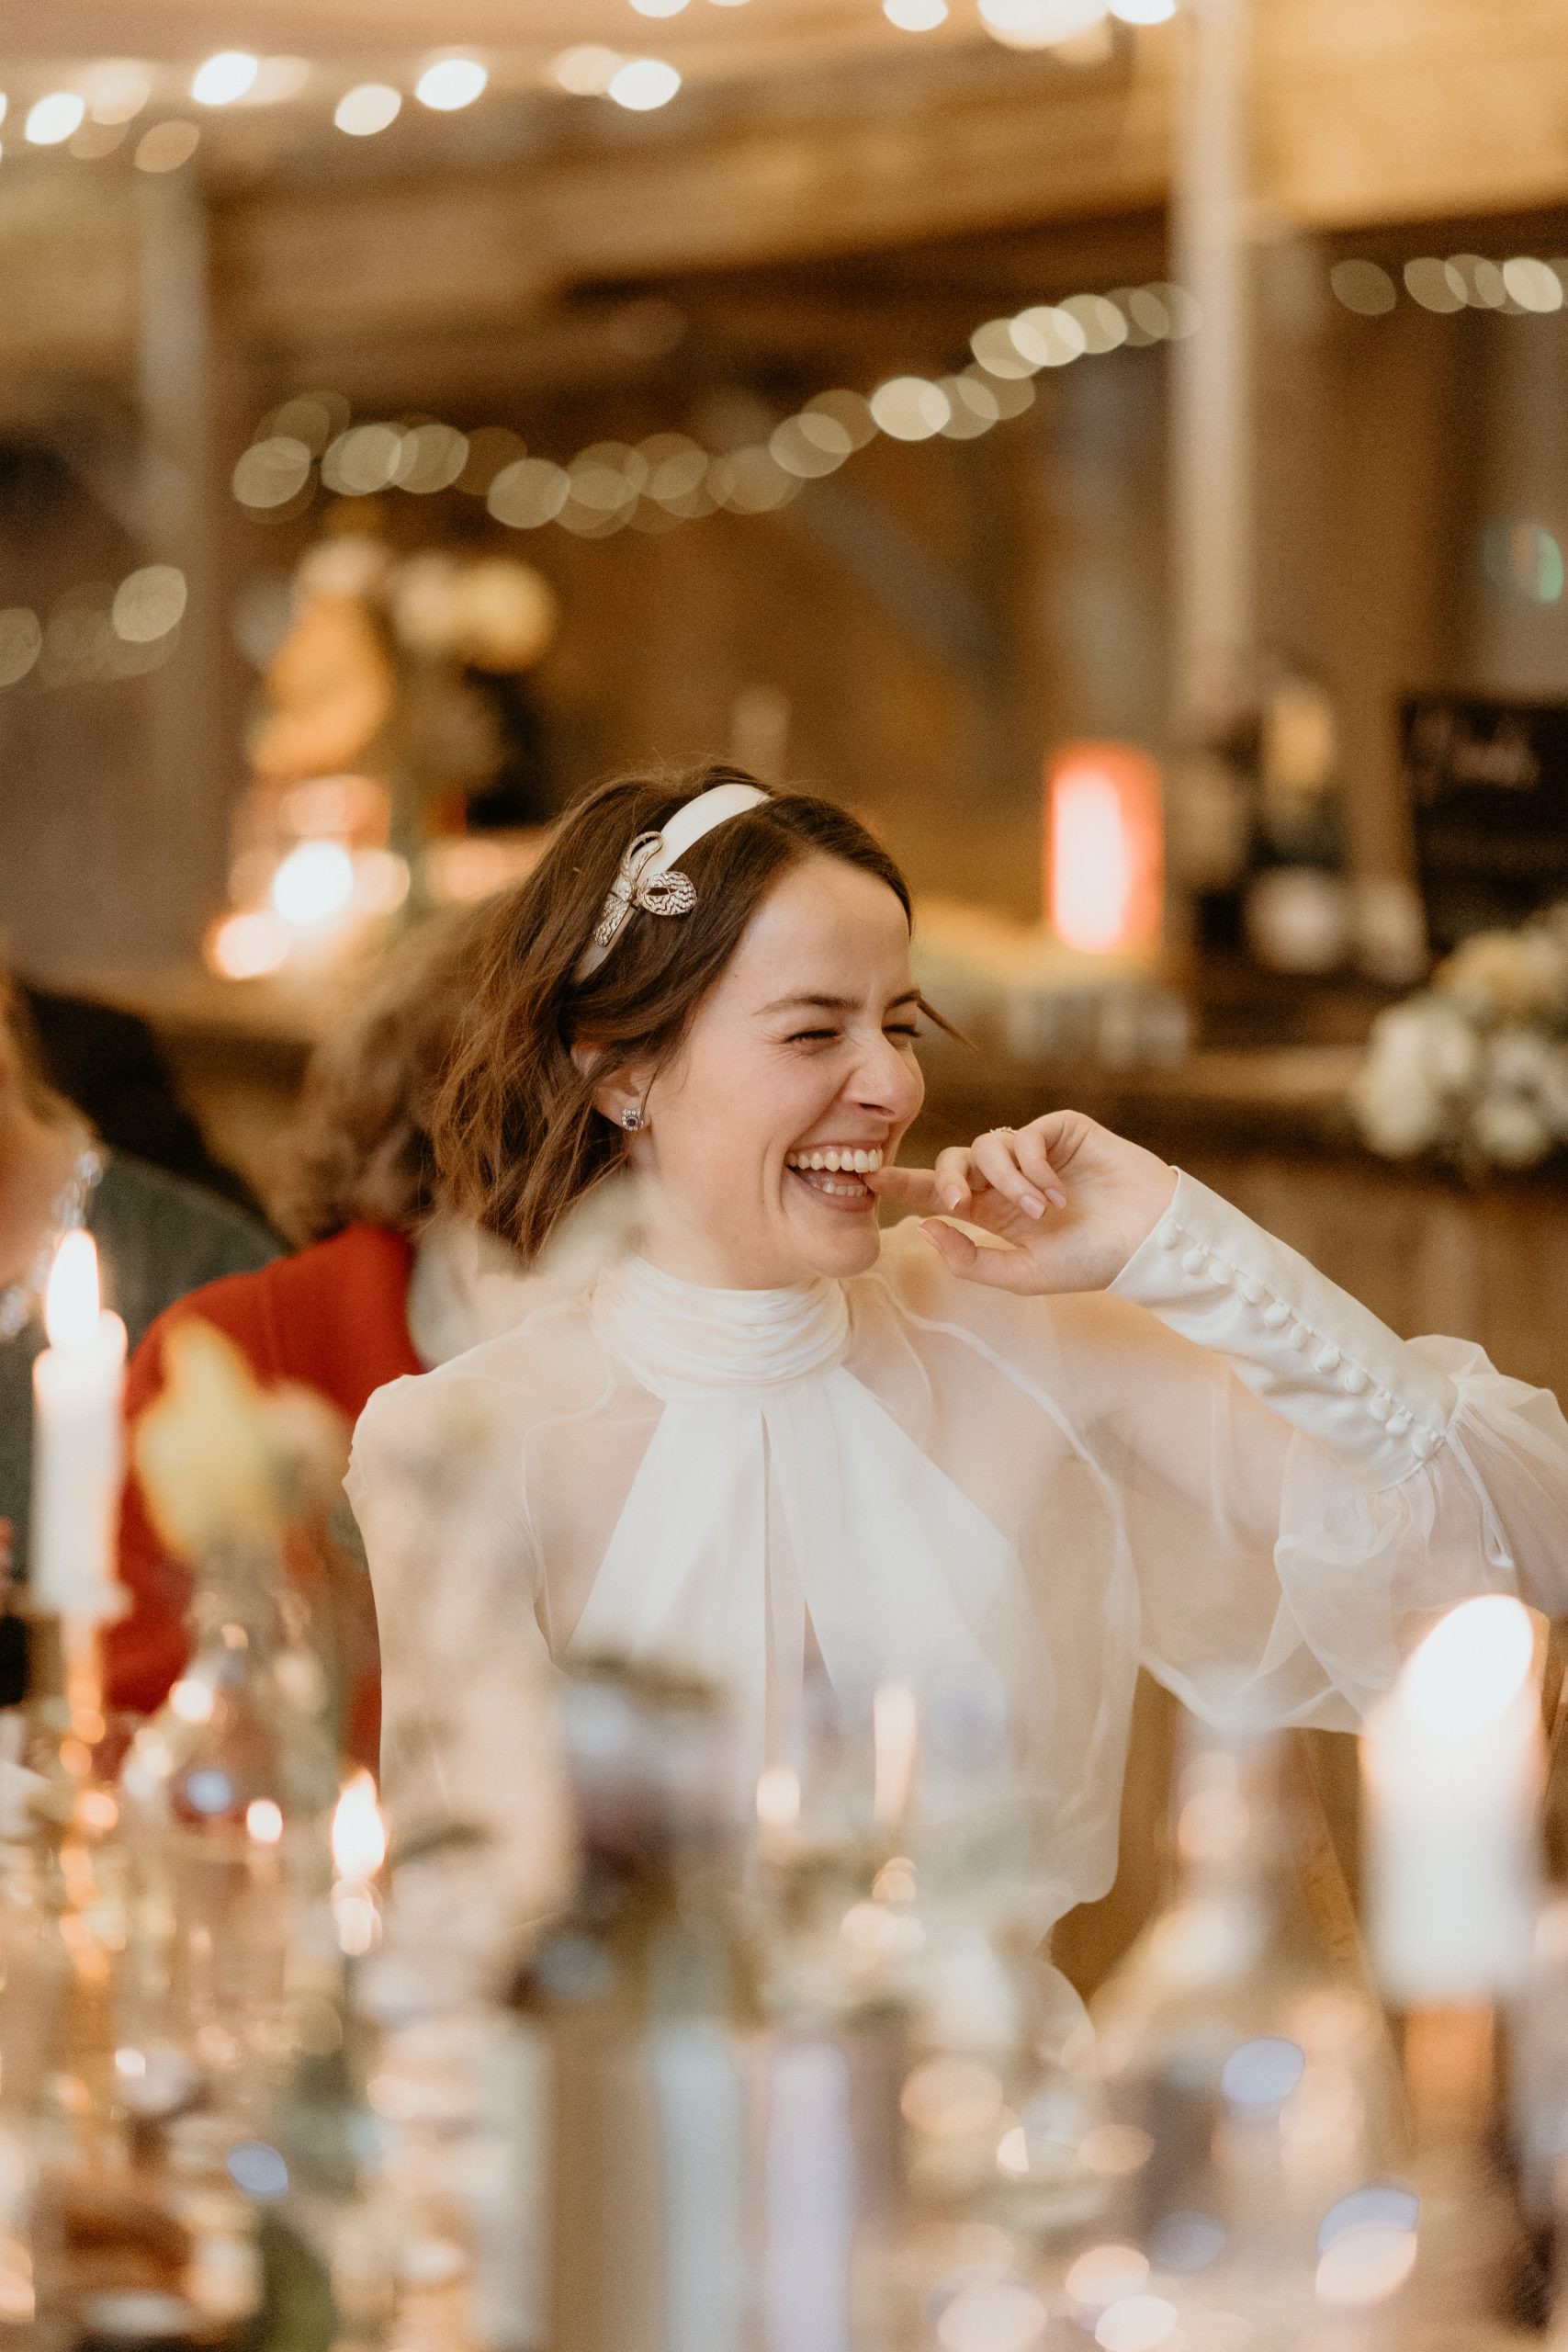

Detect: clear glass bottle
[11, 1612, 236, 2351]
[852, 1674, 1104, 2352]
[523, 1657, 759, 2352]
[118, 1534, 341, 2133]
[1084, 1713, 1400, 2350]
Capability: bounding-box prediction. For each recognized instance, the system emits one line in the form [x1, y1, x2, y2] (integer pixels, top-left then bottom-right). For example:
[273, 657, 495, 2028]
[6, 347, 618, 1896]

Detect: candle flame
[331, 1769, 387, 1882]
[756, 1765, 801, 1832]
[1397, 1595, 1536, 1739]
[44, 1230, 101, 1350]
[873, 1682, 919, 1830]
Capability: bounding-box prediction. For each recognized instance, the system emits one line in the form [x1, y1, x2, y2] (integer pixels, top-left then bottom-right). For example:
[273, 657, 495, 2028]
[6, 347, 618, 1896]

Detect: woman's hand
[867, 1109, 1177, 1295]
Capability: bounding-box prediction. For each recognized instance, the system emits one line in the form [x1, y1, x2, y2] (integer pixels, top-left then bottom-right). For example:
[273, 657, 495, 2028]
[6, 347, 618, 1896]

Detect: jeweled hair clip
[573, 780, 771, 981]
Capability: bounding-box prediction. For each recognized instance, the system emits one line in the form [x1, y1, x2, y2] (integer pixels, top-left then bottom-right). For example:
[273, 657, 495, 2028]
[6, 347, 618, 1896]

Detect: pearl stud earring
[620, 1106, 643, 1133]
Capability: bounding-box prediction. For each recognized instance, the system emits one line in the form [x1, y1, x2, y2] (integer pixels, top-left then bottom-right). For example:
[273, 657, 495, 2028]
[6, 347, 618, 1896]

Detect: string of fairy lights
[4, 1, 1178, 172]
[231, 281, 1202, 542]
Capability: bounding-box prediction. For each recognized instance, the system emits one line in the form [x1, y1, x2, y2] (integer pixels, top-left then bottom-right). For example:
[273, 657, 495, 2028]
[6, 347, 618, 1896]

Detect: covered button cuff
[1110, 1170, 1456, 1486]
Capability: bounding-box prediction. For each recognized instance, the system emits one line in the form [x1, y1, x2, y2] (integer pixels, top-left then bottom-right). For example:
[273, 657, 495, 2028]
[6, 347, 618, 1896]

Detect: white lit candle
[30, 1231, 128, 1621]
[1362, 1596, 1542, 2006]
[873, 1683, 919, 1835]
[330, 1768, 388, 1957]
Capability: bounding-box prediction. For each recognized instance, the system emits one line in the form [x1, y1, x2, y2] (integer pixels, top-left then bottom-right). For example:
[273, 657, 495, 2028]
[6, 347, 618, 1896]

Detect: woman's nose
[850, 1031, 924, 1121]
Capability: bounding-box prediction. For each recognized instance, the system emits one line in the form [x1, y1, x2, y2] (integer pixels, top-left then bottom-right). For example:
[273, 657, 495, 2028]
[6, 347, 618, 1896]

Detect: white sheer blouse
[346, 1172, 1568, 1947]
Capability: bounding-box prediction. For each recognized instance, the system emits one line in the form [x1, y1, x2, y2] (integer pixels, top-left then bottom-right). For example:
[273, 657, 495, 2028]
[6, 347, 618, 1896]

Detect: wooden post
[1168, 0, 1257, 741]
[134, 166, 243, 965]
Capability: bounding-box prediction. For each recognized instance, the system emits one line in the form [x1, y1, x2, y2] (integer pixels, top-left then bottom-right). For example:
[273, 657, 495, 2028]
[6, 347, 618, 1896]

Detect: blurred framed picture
[1404, 693, 1568, 950]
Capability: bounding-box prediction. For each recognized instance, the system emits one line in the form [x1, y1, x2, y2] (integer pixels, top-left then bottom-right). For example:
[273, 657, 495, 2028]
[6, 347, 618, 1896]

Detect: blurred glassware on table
[118, 1325, 344, 2133]
[1350, 898, 1568, 1170]
[1087, 1709, 1400, 2351]
[912, 899, 1191, 1069]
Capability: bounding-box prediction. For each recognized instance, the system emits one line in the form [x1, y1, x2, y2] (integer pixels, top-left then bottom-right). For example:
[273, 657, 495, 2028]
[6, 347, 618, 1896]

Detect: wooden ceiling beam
[214, 48, 1172, 345]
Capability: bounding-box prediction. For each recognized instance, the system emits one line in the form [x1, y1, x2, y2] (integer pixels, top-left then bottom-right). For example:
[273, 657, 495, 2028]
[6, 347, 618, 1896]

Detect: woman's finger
[970, 1128, 1049, 1221]
[919, 1219, 1044, 1292]
[1013, 1123, 1068, 1209]
[931, 1145, 975, 1216]
[864, 1164, 942, 1213]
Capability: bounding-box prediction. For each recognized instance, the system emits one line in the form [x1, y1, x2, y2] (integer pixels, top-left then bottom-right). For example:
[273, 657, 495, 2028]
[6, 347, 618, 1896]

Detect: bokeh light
[1315, 2190, 1421, 2309]
[271, 841, 356, 926]
[227, 2143, 289, 2200]
[26, 94, 86, 145]
[1404, 256, 1466, 313]
[553, 46, 624, 95]
[1010, 303, 1089, 368]
[488, 457, 571, 528]
[135, 121, 200, 173]
[979, 0, 1108, 48]
[415, 59, 488, 111]
[321, 423, 405, 495]
[1220, 2034, 1306, 2112]
[111, 566, 186, 645]
[191, 51, 259, 107]
[232, 436, 313, 509]
[869, 376, 952, 439]
[608, 58, 682, 109]
[207, 910, 289, 980]
[394, 422, 468, 492]
[806, 389, 877, 447]
[1065, 2245, 1149, 2312]
[1450, 253, 1506, 308]
[85, 62, 152, 125]
[885, 0, 951, 25]
[771, 412, 854, 476]
[335, 84, 401, 136]
[1094, 2296, 1179, 2352]
[972, 317, 1036, 379]
[1330, 259, 1397, 316]
[939, 374, 999, 436]
[1504, 255, 1563, 312]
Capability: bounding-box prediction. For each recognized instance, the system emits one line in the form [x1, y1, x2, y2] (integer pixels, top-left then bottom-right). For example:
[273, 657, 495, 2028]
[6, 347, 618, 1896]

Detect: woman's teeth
[785, 1147, 884, 1175]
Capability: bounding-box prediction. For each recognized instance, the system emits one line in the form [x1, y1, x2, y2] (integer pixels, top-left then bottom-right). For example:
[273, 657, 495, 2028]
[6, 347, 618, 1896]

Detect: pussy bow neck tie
[574, 1253, 1045, 1792]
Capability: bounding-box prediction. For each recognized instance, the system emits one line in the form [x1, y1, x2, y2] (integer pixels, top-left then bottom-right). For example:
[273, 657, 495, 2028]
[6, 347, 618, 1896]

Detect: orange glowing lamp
[1045, 743, 1164, 960]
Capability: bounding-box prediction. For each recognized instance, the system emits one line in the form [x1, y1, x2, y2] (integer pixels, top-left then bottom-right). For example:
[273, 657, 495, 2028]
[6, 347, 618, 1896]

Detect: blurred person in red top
[107, 911, 531, 1760]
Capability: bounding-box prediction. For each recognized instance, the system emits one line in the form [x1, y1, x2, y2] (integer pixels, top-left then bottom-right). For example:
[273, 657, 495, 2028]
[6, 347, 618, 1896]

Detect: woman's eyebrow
[756, 989, 921, 1016]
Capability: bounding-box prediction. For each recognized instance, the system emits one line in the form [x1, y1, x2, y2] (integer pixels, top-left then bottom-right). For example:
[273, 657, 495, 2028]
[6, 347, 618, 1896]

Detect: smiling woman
[349, 762, 1568, 1984]
[432, 762, 939, 1283]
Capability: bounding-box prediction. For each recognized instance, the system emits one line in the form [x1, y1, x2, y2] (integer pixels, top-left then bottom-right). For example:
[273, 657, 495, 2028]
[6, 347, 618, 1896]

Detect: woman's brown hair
[434, 761, 918, 1261]
[276, 908, 487, 1247]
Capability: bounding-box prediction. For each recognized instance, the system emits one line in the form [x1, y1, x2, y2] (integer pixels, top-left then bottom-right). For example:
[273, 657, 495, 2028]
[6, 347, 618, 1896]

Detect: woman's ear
[571, 1042, 651, 1133]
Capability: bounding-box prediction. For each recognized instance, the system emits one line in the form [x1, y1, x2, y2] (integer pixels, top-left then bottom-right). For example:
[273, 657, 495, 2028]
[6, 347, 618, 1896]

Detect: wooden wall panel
[1263, 0, 1568, 228]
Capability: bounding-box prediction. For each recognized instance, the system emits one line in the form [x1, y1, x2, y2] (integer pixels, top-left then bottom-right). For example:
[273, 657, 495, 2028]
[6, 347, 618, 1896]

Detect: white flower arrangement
[1350, 905, 1568, 1171]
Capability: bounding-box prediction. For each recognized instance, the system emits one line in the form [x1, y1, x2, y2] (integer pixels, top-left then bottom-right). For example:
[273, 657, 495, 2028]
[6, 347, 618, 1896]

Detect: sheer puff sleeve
[1089, 1171, 1568, 1727]
[346, 1366, 573, 1971]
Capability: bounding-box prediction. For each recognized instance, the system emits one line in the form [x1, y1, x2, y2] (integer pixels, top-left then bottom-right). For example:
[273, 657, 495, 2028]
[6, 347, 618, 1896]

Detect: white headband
[573, 781, 771, 981]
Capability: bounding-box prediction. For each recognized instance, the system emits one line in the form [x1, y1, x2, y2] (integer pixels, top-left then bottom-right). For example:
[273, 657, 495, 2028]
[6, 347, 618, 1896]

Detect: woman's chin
[784, 1195, 883, 1280]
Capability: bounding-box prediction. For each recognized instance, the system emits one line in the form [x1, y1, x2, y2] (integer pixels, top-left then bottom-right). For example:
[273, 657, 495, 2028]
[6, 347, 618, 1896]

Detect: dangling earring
[619, 1105, 643, 1133]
